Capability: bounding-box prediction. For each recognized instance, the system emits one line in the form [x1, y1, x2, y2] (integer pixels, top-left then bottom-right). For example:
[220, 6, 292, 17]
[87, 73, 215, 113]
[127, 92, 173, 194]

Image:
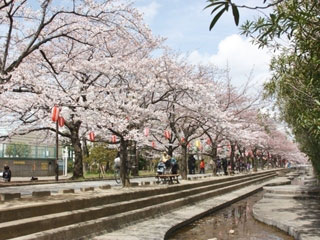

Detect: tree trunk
[131, 141, 139, 176]
[230, 143, 235, 172]
[120, 138, 130, 187]
[168, 143, 173, 157]
[242, 147, 248, 165]
[211, 143, 218, 160]
[253, 148, 258, 172]
[69, 121, 83, 179]
[82, 138, 89, 174]
[181, 144, 188, 179]
[261, 156, 265, 170]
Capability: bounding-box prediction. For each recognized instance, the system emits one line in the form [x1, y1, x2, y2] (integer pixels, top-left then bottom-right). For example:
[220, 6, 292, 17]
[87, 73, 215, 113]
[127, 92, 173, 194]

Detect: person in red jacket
[199, 159, 205, 174]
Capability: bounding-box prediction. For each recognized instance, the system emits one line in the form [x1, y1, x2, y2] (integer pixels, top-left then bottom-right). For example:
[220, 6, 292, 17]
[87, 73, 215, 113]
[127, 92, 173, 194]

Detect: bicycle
[114, 167, 121, 184]
[114, 164, 137, 184]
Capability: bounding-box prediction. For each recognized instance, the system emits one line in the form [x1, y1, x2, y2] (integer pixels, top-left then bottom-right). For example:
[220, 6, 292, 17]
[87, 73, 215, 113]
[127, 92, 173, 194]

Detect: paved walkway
[253, 184, 320, 240]
[0, 173, 213, 196]
[6, 173, 213, 183]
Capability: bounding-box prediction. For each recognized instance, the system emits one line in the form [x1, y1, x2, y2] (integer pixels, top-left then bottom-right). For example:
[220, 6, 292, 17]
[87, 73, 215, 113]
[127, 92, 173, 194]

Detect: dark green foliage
[252, 0, 320, 175]
[205, 0, 240, 30]
[84, 143, 117, 173]
[138, 155, 147, 170]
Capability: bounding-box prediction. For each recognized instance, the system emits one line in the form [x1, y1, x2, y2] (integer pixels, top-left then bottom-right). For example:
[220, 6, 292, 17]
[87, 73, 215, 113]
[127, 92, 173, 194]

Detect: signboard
[13, 161, 25, 165]
[41, 162, 48, 170]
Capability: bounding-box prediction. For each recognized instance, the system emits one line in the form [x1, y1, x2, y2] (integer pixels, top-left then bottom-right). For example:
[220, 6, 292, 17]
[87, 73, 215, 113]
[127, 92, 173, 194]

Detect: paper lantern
[144, 128, 149, 137]
[111, 135, 117, 143]
[51, 106, 59, 122]
[58, 117, 65, 127]
[152, 141, 156, 148]
[195, 140, 201, 148]
[89, 132, 95, 142]
[180, 137, 185, 143]
[164, 130, 171, 139]
[206, 138, 211, 145]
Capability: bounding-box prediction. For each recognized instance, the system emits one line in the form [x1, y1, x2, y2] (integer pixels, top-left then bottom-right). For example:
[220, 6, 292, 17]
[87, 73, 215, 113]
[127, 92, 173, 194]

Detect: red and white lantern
[144, 128, 149, 137]
[164, 130, 171, 139]
[51, 106, 59, 122]
[151, 141, 156, 148]
[58, 117, 65, 127]
[89, 132, 95, 142]
[111, 135, 117, 143]
[206, 138, 211, 145]
[180, 137, 185, 143]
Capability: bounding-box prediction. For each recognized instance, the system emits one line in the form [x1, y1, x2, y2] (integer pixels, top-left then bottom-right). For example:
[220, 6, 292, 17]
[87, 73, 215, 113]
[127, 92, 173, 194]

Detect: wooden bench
[155, 174, 180, 184]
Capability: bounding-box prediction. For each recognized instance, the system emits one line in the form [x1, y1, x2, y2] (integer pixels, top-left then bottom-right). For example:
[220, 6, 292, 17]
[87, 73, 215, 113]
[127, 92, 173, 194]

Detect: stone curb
[61, 189, 75, 194]
[32, 191, 51, 197]
[0, 193, 21, 201]
[80, 187, 95, 192]
[99, 185, 111, 190]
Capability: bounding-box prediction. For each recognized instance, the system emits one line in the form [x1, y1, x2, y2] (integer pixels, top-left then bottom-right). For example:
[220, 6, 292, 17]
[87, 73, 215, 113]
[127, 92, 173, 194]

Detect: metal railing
[0, 143, 58, 159]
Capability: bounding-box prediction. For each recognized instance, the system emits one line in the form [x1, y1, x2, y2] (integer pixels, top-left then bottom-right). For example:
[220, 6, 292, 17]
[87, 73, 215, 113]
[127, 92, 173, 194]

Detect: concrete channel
[0, 170, 282, 240]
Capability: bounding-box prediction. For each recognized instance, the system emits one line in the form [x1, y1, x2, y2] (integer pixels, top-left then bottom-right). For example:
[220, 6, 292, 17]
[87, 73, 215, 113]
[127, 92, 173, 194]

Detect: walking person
[199, 159, 205, 174]
[114, 152, 121, 169]
[188, 154, 196, 174]
[216, 157, 222, 175]
[227, 162, 232, 176]
[222, 158, 228, 175]
[209, 158, 216, 176]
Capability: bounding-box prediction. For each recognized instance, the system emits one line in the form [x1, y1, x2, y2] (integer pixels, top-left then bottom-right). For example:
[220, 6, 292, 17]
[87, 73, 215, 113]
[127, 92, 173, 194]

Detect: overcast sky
[134, 0, 274, 91]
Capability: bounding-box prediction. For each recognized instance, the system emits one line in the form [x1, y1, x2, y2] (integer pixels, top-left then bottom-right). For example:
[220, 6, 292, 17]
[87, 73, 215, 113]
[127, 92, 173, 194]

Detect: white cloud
[136, 1, 161, 23]
[188, 34, 273, 89]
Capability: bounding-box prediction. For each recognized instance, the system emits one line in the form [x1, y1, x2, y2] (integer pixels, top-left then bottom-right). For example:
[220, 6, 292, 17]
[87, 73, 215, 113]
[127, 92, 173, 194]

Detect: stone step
[263, 192, 320, 200]
[5, 173, 276, 240]
[0, 172, 275, 239]
[263, 186, 320, 196]
[0, 171, 275, 224]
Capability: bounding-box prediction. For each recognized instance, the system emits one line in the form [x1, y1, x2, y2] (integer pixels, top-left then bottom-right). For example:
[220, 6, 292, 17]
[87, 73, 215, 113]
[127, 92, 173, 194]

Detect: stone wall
[0, 158, 58, 177]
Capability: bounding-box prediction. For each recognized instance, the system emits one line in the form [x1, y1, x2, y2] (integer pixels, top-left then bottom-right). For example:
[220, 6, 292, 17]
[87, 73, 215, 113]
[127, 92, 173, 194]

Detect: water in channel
[168, 191, 293, 240]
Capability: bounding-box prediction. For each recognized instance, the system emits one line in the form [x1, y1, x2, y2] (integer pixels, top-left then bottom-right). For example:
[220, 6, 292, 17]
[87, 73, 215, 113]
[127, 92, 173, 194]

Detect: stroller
[157, 161, 166, 175]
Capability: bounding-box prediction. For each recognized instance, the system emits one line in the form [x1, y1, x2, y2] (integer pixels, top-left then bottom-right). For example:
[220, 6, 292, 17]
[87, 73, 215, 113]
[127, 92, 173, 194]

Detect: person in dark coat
[188, 154, 196, 174]
[3, 165, 11, 182]
[222, 158, 228, 175]
[170, 156, 179, 174]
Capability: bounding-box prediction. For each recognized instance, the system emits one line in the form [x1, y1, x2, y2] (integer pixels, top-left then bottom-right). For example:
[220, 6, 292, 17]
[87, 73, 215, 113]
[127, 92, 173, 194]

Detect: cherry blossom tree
[0, 0, 161, 180]
[143, 58, 225, 179]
